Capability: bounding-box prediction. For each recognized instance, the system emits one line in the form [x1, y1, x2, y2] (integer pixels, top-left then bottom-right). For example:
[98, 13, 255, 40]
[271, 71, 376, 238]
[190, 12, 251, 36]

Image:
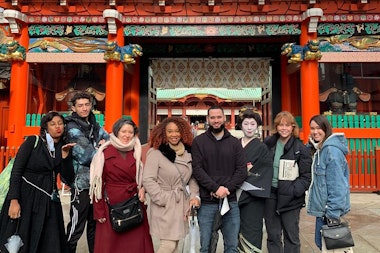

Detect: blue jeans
[197, 201, 240, 253]
[315, 217, 326, 250]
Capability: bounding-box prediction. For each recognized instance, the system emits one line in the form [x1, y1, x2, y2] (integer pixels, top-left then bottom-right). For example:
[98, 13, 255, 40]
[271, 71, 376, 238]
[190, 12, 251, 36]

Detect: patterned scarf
[89, 133, 142, 203]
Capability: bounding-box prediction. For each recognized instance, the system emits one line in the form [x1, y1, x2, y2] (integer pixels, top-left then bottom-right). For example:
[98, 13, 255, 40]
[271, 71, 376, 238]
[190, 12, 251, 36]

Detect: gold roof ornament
[104, 41, 143, 65]
[0, 40, 26, 62]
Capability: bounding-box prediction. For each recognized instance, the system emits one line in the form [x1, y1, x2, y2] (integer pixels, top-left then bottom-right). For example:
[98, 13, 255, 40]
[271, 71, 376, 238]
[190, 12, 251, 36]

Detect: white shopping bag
[183, 207, 199, 253]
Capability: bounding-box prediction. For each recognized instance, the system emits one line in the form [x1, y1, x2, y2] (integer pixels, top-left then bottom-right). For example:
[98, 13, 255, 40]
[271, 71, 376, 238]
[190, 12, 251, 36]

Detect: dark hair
[149, 117, 193, 149]
[70, 91, 93, 106]
[207, 105, 224, 116]
[272, 111, 300, 138]
[237, 106, 262, 128]
[40, 111, 65, 140]
[112, 118, 138, 136]
[309, 114, 333, 143]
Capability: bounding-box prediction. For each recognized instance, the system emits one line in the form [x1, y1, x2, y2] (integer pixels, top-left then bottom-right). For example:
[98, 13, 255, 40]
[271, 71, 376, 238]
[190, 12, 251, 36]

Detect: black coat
[192, 129, 247, 204]
[0, 135, 73, 253]
[239, 138, 273, 201]
[264, 134, 312, 213]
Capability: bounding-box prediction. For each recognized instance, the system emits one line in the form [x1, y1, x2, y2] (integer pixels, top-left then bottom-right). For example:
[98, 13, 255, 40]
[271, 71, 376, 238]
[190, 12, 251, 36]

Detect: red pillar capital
[300, 8, 323, 142]
[3, 10, 29, 147]
[103, 9, 124, 132]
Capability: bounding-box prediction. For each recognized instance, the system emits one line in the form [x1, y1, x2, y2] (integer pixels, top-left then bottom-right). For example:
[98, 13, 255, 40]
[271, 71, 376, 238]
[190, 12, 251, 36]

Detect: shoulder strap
[174, 164, 190, 198]
[34, 135, 39, 148]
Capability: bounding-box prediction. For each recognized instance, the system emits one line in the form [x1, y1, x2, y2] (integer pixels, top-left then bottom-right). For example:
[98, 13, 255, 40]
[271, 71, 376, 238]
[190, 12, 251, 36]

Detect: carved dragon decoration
[0, 40, 26, 62]
[281, 39, 322, 64]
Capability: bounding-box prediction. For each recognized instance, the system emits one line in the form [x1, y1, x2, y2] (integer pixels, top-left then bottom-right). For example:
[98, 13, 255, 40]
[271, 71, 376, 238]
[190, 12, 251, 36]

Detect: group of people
[0, 92, 351, 253]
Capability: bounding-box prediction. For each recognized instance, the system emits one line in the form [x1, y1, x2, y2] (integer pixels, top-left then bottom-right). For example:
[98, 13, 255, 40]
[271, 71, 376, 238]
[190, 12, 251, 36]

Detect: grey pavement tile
[60, 192, 380, 253]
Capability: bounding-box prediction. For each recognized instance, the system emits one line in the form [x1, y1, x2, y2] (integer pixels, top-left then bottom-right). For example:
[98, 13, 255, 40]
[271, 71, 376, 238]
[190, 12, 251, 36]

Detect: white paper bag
[220, 197, 230, 216]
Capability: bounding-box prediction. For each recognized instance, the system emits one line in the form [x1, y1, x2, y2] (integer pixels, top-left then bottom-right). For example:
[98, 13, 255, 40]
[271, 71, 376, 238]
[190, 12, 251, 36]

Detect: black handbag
[321, 222, 355, 250]
[107, 194, 144, 233]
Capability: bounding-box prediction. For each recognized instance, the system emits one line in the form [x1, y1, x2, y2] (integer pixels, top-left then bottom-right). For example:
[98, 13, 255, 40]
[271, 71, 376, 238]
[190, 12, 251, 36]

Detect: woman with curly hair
[143, 117, 200, 253]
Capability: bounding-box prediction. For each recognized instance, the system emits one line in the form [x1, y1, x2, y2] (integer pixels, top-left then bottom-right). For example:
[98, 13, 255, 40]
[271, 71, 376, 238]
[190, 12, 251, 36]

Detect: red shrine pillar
[103, 10, 124, 132]
[230, 108, 235, 130]
[129, 58, 141, 125]
[281, 56, 292, 112]
[300, 8, 323, 141]
[4, 10, 29, 147]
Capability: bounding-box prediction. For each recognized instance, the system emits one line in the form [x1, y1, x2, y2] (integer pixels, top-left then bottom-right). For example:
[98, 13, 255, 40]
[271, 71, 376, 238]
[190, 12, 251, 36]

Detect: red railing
[348, 148, 380, 193]
[0, 146, 18, 170]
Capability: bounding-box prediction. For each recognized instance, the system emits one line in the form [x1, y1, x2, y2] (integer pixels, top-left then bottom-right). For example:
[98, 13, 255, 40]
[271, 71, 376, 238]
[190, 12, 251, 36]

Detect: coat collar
[158, 143, 191, 163]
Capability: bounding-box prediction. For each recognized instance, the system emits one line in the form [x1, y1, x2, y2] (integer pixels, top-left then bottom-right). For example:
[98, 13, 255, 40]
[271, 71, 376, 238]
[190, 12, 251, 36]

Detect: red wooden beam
[333, 128, 380, 139]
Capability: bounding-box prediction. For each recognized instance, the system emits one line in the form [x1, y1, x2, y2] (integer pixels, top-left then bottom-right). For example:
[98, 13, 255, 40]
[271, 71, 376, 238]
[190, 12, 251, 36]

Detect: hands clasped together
[211, 186, 230, 199]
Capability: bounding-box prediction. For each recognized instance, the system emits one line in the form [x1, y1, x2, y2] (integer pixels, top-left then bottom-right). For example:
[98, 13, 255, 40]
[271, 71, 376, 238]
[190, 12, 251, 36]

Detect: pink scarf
[89, 133, 142, 203]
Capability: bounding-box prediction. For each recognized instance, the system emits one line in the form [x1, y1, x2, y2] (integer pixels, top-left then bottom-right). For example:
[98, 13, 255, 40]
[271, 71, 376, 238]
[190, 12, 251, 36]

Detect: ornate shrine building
[0, 0, 379, 149]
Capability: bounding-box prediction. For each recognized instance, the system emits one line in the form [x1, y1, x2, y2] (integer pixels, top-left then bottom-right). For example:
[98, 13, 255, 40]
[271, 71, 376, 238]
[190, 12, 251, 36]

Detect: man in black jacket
[192, 105, 247, 253]
[65, 91, 109, 253]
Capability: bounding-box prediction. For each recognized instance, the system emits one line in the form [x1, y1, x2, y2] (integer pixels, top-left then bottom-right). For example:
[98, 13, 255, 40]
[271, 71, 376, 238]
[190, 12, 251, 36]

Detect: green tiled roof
[157, 88, 261, 101]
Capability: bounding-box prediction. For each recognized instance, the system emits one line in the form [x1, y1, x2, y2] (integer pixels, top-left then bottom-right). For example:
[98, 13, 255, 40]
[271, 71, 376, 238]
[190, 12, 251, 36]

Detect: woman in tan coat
[143, 117, 200, 253]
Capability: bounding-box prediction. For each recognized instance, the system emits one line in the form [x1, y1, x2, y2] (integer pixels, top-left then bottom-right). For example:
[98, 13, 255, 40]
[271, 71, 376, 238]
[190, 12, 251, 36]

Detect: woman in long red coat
[89, 118, 154, 253]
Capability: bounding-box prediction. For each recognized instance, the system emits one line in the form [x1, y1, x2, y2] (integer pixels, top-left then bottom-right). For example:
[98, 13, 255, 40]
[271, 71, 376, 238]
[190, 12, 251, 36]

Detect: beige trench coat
[143, 148, 199, 241]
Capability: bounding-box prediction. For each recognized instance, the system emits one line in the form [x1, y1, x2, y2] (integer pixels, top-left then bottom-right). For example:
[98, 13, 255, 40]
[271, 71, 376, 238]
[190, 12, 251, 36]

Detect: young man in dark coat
[65, 91, 109, 253]
[192, 105, 247, 253]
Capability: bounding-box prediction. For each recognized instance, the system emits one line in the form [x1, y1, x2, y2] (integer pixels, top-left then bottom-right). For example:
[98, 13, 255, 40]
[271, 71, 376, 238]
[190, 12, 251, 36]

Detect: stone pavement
[61, 192, 380, 253]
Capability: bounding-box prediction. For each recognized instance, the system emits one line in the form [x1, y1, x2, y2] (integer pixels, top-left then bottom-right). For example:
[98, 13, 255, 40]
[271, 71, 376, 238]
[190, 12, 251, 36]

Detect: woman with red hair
[143, 117, 200, 253]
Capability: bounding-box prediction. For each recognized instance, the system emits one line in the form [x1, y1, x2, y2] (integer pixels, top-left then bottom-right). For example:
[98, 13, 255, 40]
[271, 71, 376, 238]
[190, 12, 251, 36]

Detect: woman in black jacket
[264, 111, 312, 253]
[0, 111, 75, 253]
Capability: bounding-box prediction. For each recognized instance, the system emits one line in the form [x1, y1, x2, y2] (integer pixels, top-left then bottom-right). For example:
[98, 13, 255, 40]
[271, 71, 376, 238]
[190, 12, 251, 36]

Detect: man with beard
[192, 105, 247, 253]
